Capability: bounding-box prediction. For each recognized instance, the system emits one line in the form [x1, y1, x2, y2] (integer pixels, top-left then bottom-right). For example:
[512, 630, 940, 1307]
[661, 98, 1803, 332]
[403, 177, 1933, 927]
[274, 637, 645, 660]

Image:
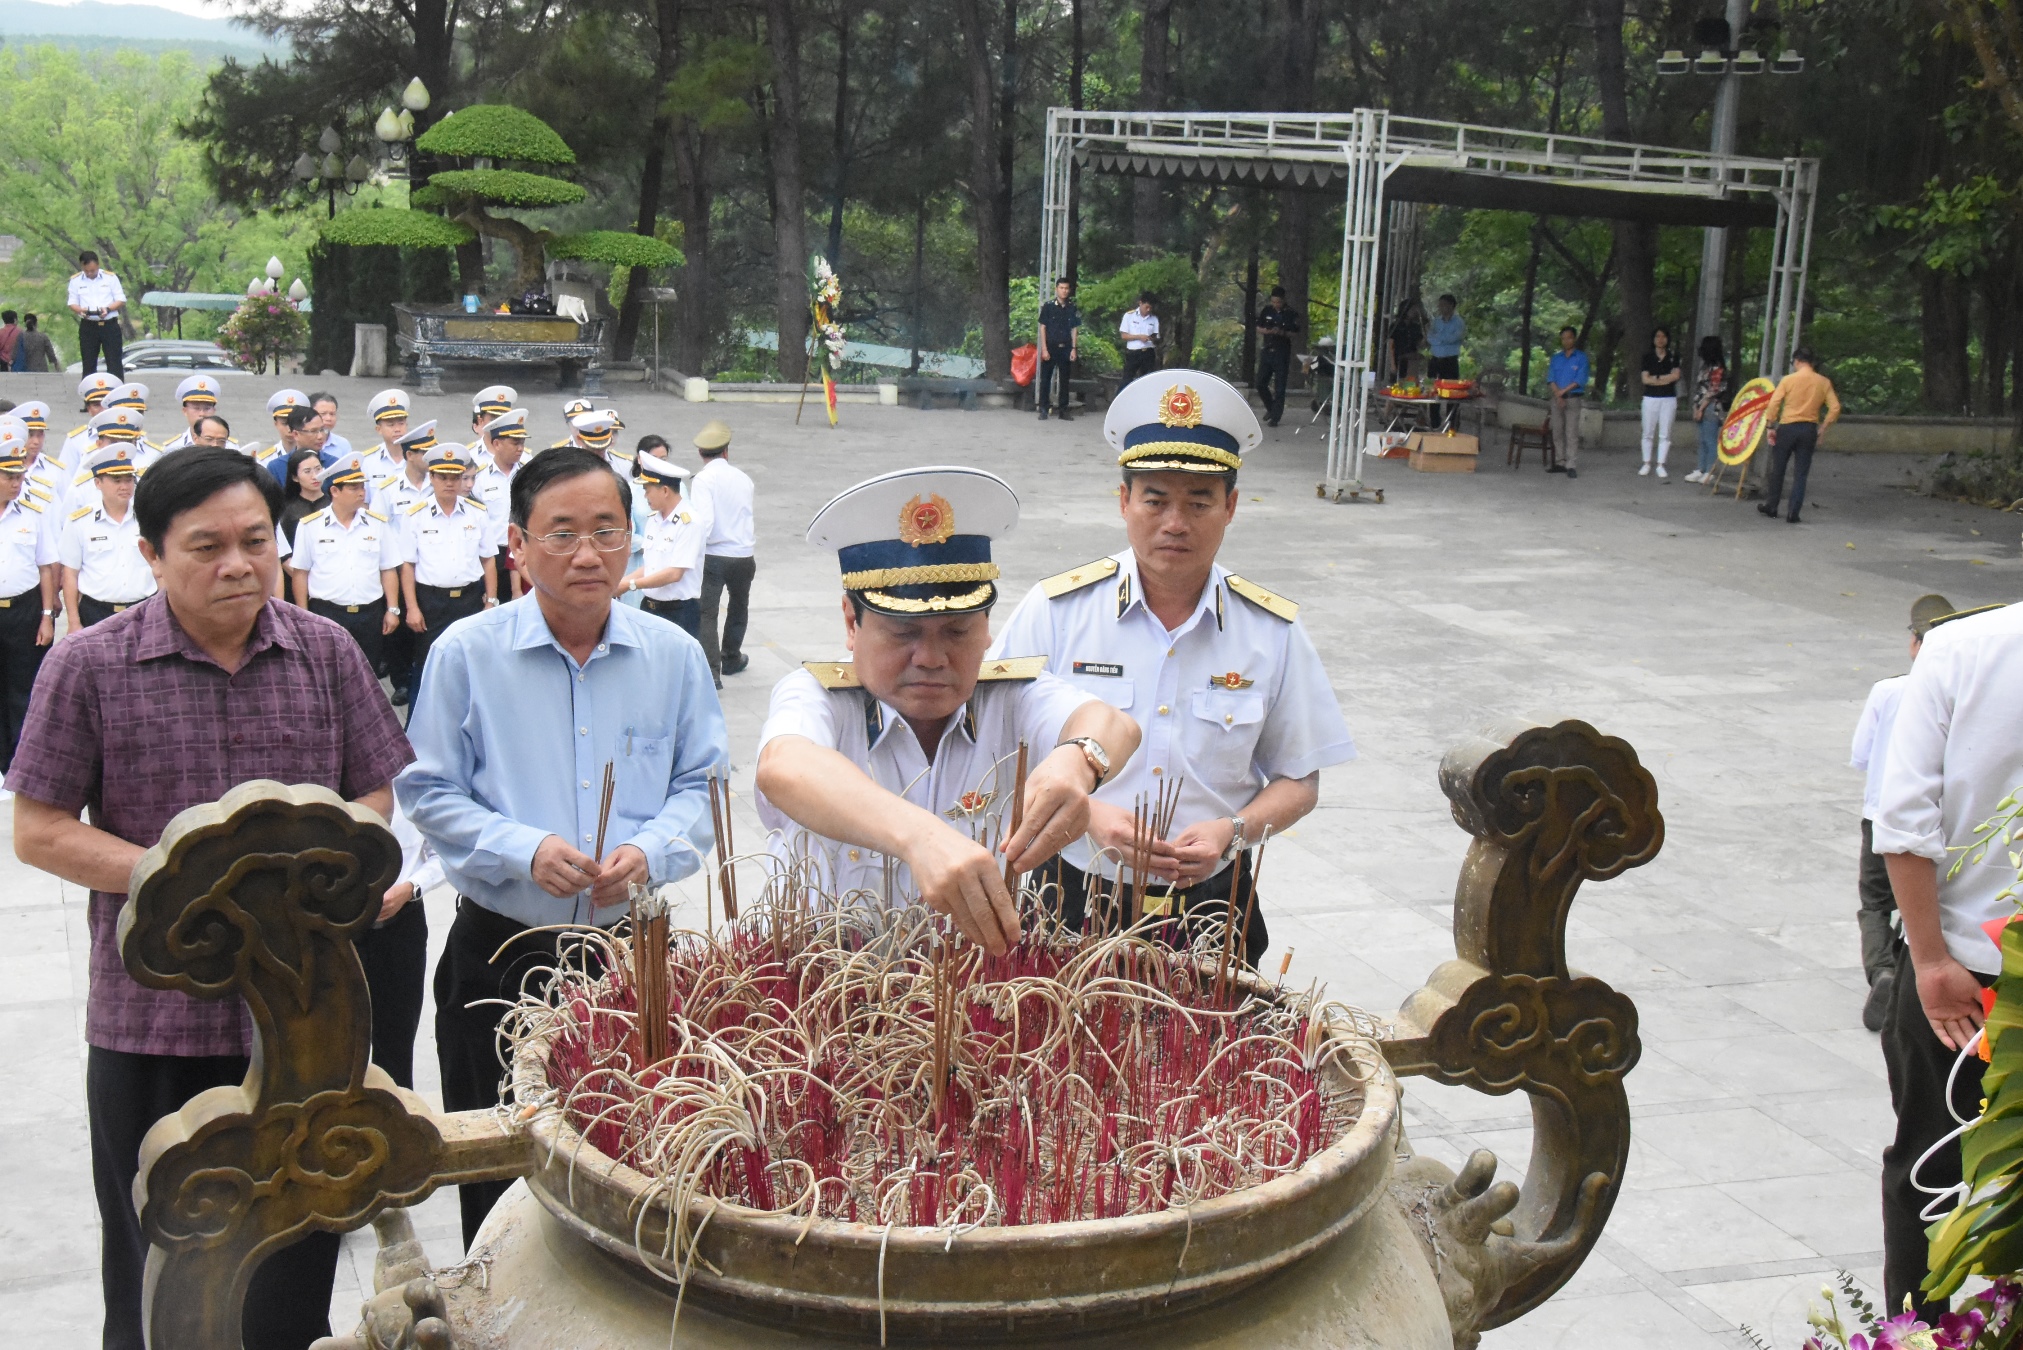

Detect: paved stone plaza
[3, 369, 2019, 1347]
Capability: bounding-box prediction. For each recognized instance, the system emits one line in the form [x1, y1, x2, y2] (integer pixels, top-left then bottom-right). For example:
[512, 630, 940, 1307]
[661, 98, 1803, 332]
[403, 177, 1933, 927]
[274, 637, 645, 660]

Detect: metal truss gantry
[1040, 108, 1819, 502]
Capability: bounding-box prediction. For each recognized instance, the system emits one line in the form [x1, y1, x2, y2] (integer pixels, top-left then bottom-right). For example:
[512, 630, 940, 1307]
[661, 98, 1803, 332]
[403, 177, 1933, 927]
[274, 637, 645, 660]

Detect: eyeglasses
[528, 526, 632, 555]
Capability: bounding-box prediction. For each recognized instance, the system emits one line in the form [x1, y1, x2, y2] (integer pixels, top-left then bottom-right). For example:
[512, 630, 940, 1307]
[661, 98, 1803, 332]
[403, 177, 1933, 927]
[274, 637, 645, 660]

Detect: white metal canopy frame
[1039, 108, 1819, 501]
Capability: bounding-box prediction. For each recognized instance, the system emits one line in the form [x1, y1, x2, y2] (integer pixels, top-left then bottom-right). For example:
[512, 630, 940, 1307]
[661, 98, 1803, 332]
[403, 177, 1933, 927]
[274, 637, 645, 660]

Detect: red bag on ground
[1010, 343, 1037, 386]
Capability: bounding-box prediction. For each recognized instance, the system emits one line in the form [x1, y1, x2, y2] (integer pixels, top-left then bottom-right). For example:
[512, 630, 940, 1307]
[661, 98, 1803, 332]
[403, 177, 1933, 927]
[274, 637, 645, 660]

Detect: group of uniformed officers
[5, 364, 1354, 1323]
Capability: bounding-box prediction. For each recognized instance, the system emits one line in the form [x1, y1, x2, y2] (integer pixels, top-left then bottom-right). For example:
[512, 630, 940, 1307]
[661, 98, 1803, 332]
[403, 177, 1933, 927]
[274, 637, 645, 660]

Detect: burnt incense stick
[592, 761, 616, 862]
[1002, 742, 1029, 897]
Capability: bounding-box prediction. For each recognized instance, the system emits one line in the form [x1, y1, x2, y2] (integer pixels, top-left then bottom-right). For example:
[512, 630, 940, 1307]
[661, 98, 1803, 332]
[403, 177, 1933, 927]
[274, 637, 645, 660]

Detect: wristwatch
[41, 608, 55, 617]
[385, 606, 400, 618]
[1062, 736, 1110, 787]
[1222, 815, 1250, 861]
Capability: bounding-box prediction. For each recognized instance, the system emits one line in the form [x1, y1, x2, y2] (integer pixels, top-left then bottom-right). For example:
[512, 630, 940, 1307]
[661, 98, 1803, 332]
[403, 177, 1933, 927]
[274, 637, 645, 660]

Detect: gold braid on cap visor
[839, 561, 999, 590]
[858, 583, 996, 613]
[1117, 442, 1243, 471]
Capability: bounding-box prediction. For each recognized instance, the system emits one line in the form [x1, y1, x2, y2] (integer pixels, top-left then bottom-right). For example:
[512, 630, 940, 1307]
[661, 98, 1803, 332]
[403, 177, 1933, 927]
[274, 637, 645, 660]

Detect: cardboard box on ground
[1407, 431, 1478, 474]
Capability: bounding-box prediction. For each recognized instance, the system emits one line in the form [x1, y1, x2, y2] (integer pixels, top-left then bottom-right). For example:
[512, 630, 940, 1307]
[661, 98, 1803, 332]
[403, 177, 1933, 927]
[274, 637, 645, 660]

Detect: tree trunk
[615, 0, 683, 364]
[1920, 266, 1971, 414]
[827, 1, 852, 267]
[1590, 0, 1654, 394]
[671, 128, 715, 376]
[996, 0, 1018, 276]
[1133, 0, 1173, 254]
[910, 194, 928, 374]
[1518, 220, 1543, 396]
[767, 0, 810, 384]
[1979, 260, 2011, 417]
[1064, 0, 1085, 283]
[955, 0, 1012, 380]
[459, 207, 548, 294]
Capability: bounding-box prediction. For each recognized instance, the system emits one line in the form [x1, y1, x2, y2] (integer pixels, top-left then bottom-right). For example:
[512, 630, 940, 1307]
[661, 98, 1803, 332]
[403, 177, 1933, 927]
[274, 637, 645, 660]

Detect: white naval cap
[426, 441, 472, 475]
[86, 441, 142, 475]
[1103, 368, 1259, 475]
[106, 381, 149, 411]
[90, 407, 147, 441]
[568, 410, 619, 445]
[561, 396, 596, 419]
[482, 408, 528, 438]
[0, 417, 28, 469]
[635, 451, 688, 484]
[175, 374, 220, 405]
[266, 388, 310, 418]
[397, 420, 439, 452]
[11, 400, 50, 432]
[78, 372, 120, 404]
[369, 388, 411, 423]
[473, 385, 518, 416]
[318, 450, 369, 488]
[806, 466, 1018, 617]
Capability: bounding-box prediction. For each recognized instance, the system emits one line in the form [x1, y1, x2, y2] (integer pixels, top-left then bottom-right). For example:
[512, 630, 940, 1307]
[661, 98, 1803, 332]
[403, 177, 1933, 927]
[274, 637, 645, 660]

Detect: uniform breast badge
[1212, 671, 1256, 690]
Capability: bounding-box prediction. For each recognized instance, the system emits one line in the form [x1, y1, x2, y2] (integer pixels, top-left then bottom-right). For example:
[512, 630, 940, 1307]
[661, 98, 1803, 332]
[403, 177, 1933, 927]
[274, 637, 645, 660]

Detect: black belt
[0, 589, 39, 609]
[82, 595, 134, 611]
[417, 583, 477, 599]
[320, 600, 384, 613]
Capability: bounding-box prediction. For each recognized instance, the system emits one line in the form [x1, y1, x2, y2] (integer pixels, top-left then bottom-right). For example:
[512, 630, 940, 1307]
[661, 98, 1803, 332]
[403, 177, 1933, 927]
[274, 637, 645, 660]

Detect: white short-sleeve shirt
[59, 504, 156, 603]
[1120, 310, 1161, 350]
[68, 270, 126, 317]
[755, 664, 1090, 900]
[1873, 603, 2023, 973]
[0, 496, 55, 598]
[290, 506, 401, 605]
[1850, 674, 1908, 821]
[402, 495, 495, 588]
[991, 549, 1355, 879]
[692, 458, 756, 557]
[640, 500, 710, 601]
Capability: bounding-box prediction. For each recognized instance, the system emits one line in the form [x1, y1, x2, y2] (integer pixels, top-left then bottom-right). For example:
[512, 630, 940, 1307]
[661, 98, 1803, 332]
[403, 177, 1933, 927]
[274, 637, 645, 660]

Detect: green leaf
[548, 230, 683, 269]
[414, 104, 576, 164]
[319, 208, 474, 249]
[426, 169, 586, 208]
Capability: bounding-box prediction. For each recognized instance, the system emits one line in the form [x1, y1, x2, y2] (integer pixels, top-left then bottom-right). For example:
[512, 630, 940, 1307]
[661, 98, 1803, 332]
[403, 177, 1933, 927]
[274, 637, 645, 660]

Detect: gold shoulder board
[1225, 574, 1299, 622]
[978, 655, 1047, 682]
[18, 497, 42, 514]
[465, 497, 486, 510]
[1040, 556, 1119, 599]
[73, 468, 93, 486]
[365, 510, 387, 522]
[67, 424, 86, 438]
[376, 475, 397, 489]
[804, 660, 861, 690]
[70, 505, 93, 520]
[407, 499, 430, 515]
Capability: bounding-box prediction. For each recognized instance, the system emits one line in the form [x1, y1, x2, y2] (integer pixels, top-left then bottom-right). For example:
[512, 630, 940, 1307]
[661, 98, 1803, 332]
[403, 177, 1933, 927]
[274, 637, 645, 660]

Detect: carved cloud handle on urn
[1381, 720, 1663, 1340]
[119, 781, 530, 1350]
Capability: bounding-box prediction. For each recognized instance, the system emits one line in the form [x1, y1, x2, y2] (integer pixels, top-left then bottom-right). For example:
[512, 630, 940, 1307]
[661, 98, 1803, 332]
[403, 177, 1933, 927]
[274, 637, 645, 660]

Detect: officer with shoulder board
[754, 467, 1140, 953]
[0, 417, 58, 782]
[289, 451, 402, 669]
[255, 388, 311, 482]
[399, 438, 498, 704]
[8, 403, 67, 514]
[621, 451, 709, 637]
[991, 370, 1356, 965]
[360, 389, 411, 482]
[468, 385, 517, 464]
[61, 374, 120, 466]
[157, 375, 222, 454]
[59, 440, 156, 627]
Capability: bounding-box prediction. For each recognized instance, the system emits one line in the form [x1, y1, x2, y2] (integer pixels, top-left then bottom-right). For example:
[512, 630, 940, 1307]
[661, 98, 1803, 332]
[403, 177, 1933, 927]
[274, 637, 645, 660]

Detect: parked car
[66, 342, 245, 376]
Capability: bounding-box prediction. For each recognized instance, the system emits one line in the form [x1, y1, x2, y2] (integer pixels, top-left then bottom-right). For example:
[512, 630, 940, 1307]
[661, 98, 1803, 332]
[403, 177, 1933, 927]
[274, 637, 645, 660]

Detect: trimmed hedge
[427, 168, 587, 207]
[548, 230, 684, 269]
[414, 105, 576, 164]
[320, 207, 474, 249]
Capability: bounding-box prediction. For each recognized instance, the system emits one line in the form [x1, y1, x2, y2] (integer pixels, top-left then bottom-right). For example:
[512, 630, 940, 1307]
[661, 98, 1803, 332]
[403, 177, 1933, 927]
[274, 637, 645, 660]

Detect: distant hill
[0, 2, 283, 55]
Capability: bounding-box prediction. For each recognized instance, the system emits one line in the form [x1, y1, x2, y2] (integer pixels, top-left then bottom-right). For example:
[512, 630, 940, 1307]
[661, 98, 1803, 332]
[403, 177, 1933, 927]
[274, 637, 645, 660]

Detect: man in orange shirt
[1756, 346, 1841, 524]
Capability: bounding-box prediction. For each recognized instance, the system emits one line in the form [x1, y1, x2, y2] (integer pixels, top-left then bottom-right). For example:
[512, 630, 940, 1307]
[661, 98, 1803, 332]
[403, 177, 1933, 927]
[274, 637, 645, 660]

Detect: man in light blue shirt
[396, 446, 727, 1246]
[1544, 326, 1589, 477]
[1425, 294, 1465, 428]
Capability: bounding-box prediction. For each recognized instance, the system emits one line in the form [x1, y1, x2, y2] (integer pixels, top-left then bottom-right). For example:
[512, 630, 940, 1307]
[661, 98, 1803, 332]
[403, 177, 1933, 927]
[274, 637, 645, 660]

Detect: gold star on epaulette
[1040, 556, 1119, 598]
[977, 656, 1047, 682]
[804, 660, 862, 690]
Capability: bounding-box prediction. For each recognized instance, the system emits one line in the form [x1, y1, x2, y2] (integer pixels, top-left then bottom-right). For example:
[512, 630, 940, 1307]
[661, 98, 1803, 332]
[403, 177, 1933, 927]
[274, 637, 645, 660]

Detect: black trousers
[78, 318, 124, 380]
[78, 594, 139, 629]
[1037, 355, 1072, 413]
[1763, 420, 1819, 517]
[700, 554, 755, 683]
[640, 594, 702, 639]
[1427, 354, 1461, 427]
[1858, 819, 1899, 987]
[410, 582, 484, 703]
[436, 900, 605, 1248]
[357, 896, 428, 1088]
[1256, 345, 1292, 423]
[0, 588, 48, 773]
[308, 596, 387, 675]
[1121, 348, 1159, 384]
[1035, 854, 1269, 968]
[1880, 941, 1996, 1319]
[87, 1046, 339, 1350]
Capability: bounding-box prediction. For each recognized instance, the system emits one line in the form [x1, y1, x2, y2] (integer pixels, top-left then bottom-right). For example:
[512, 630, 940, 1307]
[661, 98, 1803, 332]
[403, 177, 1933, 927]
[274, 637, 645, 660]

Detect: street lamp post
[293, 125, 371, 218]
[1659, 2, 1805, 372]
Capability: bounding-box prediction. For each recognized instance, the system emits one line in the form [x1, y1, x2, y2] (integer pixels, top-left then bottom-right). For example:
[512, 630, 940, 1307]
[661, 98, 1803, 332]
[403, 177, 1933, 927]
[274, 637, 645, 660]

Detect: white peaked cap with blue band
[1103, 368, 1260, 475]
[807, 466, 1018, 618]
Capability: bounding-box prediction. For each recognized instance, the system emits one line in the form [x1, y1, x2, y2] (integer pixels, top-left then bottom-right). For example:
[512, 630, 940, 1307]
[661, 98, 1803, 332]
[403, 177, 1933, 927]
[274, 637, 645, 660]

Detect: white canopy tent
[1039, 109, 1818, 500]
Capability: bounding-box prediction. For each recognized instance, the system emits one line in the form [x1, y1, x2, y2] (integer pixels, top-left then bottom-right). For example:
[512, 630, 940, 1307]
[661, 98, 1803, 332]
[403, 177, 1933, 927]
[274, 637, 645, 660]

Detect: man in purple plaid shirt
[9, 447, 412, 1350]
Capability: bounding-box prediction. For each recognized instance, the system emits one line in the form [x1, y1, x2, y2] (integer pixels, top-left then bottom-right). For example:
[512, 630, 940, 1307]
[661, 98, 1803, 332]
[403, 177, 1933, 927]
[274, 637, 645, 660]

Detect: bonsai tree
[319, 206, 476, 251]
[413, 105, 678, 295]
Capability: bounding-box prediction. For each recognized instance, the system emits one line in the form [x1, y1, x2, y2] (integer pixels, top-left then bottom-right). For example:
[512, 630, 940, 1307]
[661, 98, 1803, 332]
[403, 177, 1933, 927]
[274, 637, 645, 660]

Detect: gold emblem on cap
[1158, 384, 1204, 428]
[897, 492, 955, 547]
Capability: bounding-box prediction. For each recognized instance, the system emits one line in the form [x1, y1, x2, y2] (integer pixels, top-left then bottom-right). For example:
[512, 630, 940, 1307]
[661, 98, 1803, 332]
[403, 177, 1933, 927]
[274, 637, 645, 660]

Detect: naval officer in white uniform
[990, 370, 1355, 964]
[753, 466, 1139, 954]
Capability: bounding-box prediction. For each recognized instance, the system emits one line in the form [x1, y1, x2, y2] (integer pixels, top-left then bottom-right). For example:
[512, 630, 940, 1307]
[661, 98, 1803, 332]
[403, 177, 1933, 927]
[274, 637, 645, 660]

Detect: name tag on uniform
[1073, 660, 1124, 678]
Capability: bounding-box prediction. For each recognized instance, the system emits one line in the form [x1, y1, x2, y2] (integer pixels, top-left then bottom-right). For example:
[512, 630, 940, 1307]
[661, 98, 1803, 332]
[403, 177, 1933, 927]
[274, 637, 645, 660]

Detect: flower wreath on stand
[219, 294, 309, 376]
[807, 254, 845, 427]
